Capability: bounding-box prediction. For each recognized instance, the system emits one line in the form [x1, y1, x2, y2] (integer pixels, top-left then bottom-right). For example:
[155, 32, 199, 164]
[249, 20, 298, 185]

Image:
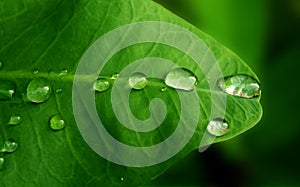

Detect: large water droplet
[94, 79, 110, 92]
[49, 114, 65, 131]
[8, 115, 22, 126]
[128, 72, 148, 90]
[26, 78, 51, 103]
[0, 156, 4, 170]
[0, 139, 18, 153]
[218, 74, 261, 98]
[0, 81, 15, 100]
[207, 118, 228, 136]
[165, 68, 197, 91]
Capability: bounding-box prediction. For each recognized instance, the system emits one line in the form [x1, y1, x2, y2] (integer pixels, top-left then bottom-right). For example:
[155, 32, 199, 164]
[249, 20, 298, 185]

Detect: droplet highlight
[8, 115, 22, 126]
[218, 74, 261, 98]
[26, 78, 51, 103]
[161, 87, 167, 92]
[207, 118, 229, 136]
[0, 139, 18, 153]
[165, 68, 197, 91]
[0, 81, 15, 100]
[128, 72, 148, 90]
[94, 79, 110, 92]
[49, 114, 65, 131]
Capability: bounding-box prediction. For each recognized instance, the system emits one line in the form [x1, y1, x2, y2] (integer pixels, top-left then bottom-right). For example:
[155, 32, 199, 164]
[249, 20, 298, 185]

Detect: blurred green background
[150, 0, 300, 186]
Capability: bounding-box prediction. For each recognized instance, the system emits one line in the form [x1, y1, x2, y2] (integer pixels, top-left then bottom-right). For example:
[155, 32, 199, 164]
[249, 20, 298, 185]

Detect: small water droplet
[218, 74, 261, 98]
[59, 69, 68, 76]
[8, 115, 22, 126]
[165, 68, 197, 91]
[161, 87, 167, 92]
[207, 118, 228, 136]
[128, 72, 148, 90]
[0, 62, 2, 69]
[26, 78, 51, 103]
[94, 79, 110, 92]
[55, 88, 62, 94]
[49, 114, 65, 131]
[0, 81, 15, 100]
[111, 73, 119, 80]
[0, 139, 18, 153]
[33, 69, 39, 74]
[0, 156, 4, 170]
[120, 177, 124, 181]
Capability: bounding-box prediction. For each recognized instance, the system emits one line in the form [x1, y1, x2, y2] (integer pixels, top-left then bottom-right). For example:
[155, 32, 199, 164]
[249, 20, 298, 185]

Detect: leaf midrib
[0, 70, 219, 94]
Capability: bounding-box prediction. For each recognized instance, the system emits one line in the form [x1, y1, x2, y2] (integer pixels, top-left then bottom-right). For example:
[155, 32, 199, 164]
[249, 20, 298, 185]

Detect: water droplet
[26, 78, 51, 103]
[165, 68, 197, 91]
[8, 115, 22, 126]
[0, 159, 3, 170]
[0, 62, 2, 69]
[94, 79, 110, 92]
[0, 81, 15, 100]
[49, 114, 65, 131]
[218, 74, 261, 98]
[120, 177, 124, 181]
[55, 88, 62, 94]
[0, 156, 4, 170]
[0, 139, 18, 153]
[59, 69, 68, 76]
[128, 72, 148, 90]
[207, 118, 228, 136]
[33, 69, 39, 74]
[161, 87, 167, 92]
[111, 73, 119, 80]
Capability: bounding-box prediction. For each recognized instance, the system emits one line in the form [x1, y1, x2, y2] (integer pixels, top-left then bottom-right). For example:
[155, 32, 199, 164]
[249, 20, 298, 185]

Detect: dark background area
[150, 0, 300, 186]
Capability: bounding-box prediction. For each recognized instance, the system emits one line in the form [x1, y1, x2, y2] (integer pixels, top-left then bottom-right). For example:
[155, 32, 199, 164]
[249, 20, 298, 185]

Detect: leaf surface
[0, 0, 262, 186]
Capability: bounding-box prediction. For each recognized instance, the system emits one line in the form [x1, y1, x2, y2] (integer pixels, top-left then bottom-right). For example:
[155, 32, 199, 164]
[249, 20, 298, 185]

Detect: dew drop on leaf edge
[0, 139, 18, 153]
[0, 80, 15, 100]
[94, 79, 110, 92]
[128, 72, 148, 90]
[49, 114, 65, 131]
[207, 118, 229, 137]
[165, 68, 197, 91]
[8, 115, 22, 126]
[218, 74, 261, 98]
[26, 78, 51, 103]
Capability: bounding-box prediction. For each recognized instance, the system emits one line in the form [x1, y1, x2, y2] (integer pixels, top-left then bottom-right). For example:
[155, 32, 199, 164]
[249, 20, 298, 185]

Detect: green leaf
[0, 0, 262, 186]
